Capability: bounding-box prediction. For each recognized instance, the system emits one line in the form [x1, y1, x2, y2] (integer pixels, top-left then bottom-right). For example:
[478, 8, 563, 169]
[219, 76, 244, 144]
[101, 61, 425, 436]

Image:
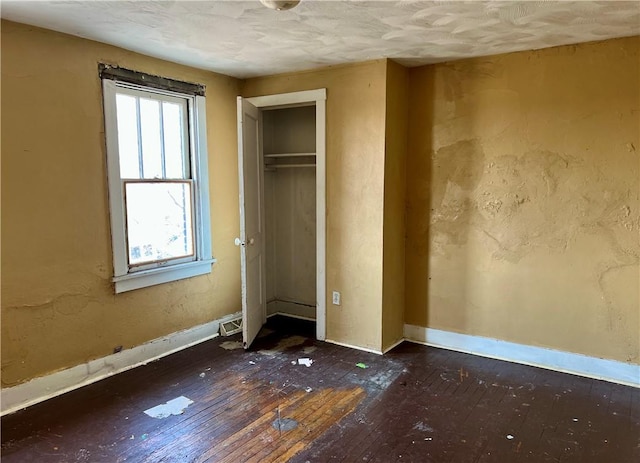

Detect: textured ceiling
[2, 1, 639, 78]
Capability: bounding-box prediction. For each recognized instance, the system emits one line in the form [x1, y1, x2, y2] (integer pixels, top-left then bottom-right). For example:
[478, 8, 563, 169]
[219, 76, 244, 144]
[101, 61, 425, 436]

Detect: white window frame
[102, 79, 214, 293]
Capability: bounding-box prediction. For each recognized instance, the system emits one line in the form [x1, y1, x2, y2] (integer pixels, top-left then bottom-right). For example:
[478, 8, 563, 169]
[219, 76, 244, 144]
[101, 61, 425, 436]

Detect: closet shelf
[265, 163, 316, 170]
[264, 152, 316, 158]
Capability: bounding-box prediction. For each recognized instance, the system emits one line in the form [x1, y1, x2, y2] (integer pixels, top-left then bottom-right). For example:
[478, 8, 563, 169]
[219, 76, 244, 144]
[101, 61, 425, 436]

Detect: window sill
[113, 259, 216, 293]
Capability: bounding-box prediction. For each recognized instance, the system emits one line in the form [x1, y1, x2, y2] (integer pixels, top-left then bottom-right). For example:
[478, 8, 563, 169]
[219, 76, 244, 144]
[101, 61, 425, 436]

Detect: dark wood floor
[2, 316, 639, 462]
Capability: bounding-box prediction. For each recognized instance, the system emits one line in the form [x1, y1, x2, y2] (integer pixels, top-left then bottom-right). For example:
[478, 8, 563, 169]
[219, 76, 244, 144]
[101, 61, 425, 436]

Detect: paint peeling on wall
[430, 145, 638, 265]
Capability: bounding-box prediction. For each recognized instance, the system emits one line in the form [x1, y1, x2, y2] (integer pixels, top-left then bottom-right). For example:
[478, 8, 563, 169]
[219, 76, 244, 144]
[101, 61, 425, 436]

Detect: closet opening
[237, 89, 326, 349]
[263, 105, 317, 336]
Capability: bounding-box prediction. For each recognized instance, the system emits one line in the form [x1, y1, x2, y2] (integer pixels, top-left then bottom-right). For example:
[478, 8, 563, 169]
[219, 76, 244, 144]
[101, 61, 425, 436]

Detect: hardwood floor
[2, 316, 639, 462]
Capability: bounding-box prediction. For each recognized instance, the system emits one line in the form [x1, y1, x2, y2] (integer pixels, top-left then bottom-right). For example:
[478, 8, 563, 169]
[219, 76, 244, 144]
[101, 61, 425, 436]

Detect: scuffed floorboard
[2, 316, 638, 462]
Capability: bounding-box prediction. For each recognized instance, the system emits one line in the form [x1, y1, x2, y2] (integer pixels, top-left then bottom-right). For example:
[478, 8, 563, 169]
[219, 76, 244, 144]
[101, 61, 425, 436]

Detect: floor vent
[220, 317, 243, 336]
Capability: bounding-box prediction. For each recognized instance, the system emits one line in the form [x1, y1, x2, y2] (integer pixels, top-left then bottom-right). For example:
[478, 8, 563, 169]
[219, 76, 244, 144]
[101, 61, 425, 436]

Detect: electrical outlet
[332, 291, 341, 306]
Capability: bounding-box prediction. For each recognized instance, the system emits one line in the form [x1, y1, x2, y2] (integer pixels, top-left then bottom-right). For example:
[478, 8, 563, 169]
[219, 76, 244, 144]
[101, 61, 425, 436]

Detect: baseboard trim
[267, 312, 317, 322]
[404, 324, 640, 388]
[382, 337, 405, 354]
[267, 299, 316, 320]
[325, 339, 383, 356]
[1, 311, 242, 416]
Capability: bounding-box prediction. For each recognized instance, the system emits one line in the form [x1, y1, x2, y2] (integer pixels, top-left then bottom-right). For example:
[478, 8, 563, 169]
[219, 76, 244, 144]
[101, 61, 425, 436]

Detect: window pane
[163, 102, 187, 179]
[139, 98, 163, 179]
[116, 94, 141, 179]
[125, 182, 194, 266]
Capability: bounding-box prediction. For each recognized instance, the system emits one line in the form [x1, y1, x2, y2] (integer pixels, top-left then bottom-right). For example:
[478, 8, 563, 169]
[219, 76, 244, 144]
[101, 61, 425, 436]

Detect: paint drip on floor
[220, 341, 243, 350]
[144, 396, 194, 419]
[273, 417, 299, 432]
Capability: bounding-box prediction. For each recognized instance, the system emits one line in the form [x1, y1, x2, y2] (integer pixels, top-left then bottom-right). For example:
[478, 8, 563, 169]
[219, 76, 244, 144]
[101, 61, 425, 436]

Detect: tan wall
[243, 61, 388, 351]
[382, 60, 408, 351]
[406, 37, 640, 363]
[1, 21, 242, 387]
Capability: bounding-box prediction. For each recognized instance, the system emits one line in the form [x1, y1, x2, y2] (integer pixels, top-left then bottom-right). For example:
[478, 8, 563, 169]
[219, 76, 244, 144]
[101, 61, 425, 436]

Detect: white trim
[315, 97, 327, 341]
[267, 300, 316, 320]
[404, 324, 640, 388]
[244, 89, 327, 342]
[267, 312, 317, 322]
[193, 95, 212, 262]
[325, 339, 383, 356]
[1, 312, 242, 417]
[246, 89, 326, 108]
[102, 79, 127, 277]
[113, 259, 215, 293]
[102, 80, 213, 294]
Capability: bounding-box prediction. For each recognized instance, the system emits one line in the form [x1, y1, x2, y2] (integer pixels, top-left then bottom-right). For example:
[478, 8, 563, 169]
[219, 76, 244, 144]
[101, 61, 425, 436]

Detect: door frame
[245, 89, 327, 341]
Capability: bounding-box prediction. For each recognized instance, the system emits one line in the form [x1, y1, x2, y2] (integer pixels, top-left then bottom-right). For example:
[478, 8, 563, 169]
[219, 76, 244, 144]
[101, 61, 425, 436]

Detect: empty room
[1, 1, 638, 462]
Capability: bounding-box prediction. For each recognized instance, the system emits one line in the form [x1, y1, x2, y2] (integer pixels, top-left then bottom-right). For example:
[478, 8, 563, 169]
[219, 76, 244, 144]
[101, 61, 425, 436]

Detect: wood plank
[2, 316, 639, 463]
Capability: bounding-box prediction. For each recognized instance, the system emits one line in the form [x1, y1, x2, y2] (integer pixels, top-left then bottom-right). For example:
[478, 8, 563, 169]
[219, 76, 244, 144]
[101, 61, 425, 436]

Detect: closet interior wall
[263, 105, 317, 321]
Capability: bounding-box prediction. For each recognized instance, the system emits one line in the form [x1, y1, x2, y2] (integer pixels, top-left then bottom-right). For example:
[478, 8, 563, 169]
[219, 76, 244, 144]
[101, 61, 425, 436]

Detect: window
[101, 67, 213, 293]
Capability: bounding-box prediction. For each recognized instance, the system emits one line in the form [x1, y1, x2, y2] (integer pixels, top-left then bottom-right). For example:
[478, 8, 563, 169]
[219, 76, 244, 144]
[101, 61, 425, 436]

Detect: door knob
[249, 238, 255, 245]
[234, 237, 245, 246]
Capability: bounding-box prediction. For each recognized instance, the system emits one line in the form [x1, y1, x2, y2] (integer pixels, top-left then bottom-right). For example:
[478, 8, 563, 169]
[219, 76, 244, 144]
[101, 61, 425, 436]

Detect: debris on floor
[298, 358, 313, 367]
[249, 361, 256, 365]
[356, 363, 368, 369]
[144, 396, 194, 419]
[199, 372, 206, 378]
[413, 421, 434, 432]
[305, 387, 313, 393]
[506, 434, 514, 440]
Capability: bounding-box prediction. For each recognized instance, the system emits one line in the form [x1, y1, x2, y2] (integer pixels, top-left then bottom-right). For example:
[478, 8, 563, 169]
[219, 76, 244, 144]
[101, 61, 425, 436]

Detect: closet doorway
[237, 89, 326, 349]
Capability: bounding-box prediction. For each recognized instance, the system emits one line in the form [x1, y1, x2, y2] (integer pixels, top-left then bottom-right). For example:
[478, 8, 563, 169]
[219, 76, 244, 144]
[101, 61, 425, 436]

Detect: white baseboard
[1, 311, 242, 416]
[267, 299, 316, 320]
[404, 324, 640, 388]
[267, 312, 316, 322]
[325, 339, 383, 356]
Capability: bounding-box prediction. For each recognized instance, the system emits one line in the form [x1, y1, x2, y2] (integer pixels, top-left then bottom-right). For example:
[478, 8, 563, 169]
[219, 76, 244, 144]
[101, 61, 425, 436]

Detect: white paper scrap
[298, 358, 313, 367]
[144, 396, 194, 419]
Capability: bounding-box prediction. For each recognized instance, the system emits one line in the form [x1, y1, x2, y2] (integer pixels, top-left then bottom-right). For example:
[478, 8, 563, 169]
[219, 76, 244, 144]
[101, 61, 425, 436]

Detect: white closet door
[237, 97, 265, 349]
